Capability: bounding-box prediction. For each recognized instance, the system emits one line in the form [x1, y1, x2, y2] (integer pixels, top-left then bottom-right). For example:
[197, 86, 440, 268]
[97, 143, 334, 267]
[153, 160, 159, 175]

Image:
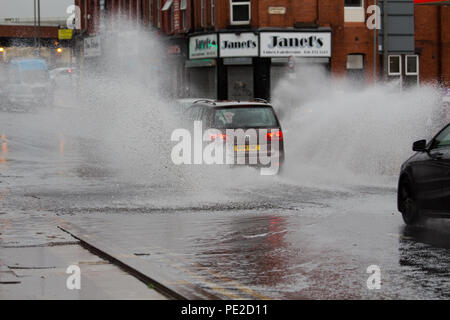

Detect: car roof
[191, 100, 272, 108]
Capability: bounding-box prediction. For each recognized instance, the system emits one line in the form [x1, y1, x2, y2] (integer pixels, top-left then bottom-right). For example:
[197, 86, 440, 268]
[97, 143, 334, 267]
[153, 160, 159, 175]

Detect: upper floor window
[157, 0, 161, 28]
[344, 0, 364, 22]
[230, 0, 251, 25]
[211, 0, 215, 26]
[345, 0, 363, 7]
[201, 0, 205, 27]
[180, 0, 187, 30]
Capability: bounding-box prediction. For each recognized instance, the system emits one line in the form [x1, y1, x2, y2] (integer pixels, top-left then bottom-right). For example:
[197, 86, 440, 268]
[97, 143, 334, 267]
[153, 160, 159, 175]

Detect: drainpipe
[437, 5, 442, 84]
[383, 0, 388, 80]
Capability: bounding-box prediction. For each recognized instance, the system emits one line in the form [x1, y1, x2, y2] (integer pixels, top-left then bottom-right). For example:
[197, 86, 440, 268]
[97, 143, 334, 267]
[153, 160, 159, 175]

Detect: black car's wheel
[399, 179, 421, 225]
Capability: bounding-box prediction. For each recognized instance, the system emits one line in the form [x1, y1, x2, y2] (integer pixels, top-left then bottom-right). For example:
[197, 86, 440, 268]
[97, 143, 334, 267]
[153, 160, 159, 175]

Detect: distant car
[49, 67, 79, 87]
[184, 99, 284, 172]
[398, 123, 450, 224]
[2, 58, 53, 107]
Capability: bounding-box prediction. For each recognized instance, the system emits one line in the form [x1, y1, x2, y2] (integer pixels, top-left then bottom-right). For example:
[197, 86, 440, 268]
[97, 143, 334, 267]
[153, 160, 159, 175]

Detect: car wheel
[399, 179, 421, 225]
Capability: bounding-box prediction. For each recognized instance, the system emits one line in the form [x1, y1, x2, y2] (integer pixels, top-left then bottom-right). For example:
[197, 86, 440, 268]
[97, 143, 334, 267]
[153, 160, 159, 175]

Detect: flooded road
[1, 108, 449, 300]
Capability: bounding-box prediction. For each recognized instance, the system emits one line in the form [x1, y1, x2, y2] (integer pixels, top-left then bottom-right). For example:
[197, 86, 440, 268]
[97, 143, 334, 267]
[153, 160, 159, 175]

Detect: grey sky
[0, 0, 74, 19]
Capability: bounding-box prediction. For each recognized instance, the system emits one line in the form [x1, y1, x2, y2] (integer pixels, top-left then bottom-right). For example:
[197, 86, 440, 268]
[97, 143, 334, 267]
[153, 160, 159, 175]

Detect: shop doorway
[227, 65, 254, 101]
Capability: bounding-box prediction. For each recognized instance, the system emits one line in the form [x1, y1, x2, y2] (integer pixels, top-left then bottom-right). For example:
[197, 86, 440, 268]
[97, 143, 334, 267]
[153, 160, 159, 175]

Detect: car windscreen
[20, 69, 49, 84]
[213, 107, 279, 129]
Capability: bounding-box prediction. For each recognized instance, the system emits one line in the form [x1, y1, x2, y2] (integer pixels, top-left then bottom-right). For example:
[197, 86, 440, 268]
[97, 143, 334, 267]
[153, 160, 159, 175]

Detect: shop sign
[84, 36, 101, 58]
[189, 34, 218, 59]
[260, 32, 331, 57]
[219, 33, 258, 58]
[58, 29, 73, 40]
[268, 7, 286, 14]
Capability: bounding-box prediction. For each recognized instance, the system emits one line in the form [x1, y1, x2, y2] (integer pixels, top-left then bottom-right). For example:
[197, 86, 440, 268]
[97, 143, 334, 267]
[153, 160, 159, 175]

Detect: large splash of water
[38, 19, 446, 193]
[272, 65, 445, 187]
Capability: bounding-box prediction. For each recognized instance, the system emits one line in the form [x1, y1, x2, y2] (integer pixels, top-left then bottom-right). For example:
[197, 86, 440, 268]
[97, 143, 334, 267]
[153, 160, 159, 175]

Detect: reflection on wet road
[1, 109, 449, 299]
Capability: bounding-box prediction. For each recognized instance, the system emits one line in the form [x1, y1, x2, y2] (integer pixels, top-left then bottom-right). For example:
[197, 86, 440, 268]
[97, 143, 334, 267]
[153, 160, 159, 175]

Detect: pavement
[0, 212, 166, 299]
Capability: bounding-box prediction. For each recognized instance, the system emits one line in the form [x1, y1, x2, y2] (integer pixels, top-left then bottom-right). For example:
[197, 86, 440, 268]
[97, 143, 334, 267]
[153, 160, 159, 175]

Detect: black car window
[431, 125, 450, 149]
[213, 107, 278, 129]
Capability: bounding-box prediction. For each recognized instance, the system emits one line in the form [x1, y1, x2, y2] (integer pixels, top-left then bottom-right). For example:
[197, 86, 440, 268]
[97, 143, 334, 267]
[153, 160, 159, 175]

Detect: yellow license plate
[234, 145, 260, 152]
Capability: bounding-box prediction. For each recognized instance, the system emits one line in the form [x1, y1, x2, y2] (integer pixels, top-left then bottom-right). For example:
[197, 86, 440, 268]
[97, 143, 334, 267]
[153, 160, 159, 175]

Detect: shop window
[230, 0, 251, 25]
[344, 0, 364, 23]
[346, 54, 365, 82]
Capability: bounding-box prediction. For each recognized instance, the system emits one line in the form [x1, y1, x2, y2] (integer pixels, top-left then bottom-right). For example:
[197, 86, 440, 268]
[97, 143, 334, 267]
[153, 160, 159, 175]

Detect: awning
[180, 0, 187, 10]
[162, 0, 173, 11]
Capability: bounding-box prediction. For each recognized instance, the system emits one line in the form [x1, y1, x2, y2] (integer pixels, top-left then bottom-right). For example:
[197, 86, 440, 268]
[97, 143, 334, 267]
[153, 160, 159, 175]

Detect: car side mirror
[413, 139, 427, 152]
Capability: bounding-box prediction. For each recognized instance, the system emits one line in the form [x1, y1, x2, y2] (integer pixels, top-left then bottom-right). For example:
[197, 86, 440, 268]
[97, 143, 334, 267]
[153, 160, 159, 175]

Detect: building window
[123, 0, 129, 17]
[230, 0, 251, 25]
[180, 0, 187, 29]
[171, 5, 174, 32]
[201, 0, 205, 27]
[405, 55, 419, 87]
[344, 0, 364, 23]
[157, 0, 161, 28]
[405, 55, 419, 76]
[211, 0, 215, 26]
[346, 54, 365, 81]
[345, 0, 363, 7]
[149, 0, 152, 23]
[162, 0, 174, 31]
[388, 55, 401, 76]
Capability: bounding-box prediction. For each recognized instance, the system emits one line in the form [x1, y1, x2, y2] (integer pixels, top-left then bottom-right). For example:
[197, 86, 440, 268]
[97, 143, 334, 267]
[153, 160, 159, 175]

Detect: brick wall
[415, 5, 450, 86]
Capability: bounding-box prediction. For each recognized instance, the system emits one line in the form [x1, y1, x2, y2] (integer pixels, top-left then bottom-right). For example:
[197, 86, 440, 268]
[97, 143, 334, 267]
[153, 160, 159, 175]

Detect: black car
[398, 123, 450, 224]
[184, 99, 284, 172]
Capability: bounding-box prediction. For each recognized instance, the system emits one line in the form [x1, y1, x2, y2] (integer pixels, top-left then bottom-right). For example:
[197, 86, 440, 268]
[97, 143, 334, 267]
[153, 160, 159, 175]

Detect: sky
[0, 0, 74, 20]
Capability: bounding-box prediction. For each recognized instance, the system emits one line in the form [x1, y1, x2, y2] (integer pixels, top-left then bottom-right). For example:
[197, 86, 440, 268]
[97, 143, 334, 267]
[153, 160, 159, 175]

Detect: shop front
[260, 31, 332, 95]
[186, 33, 218, 99]
[187, 30, 332, 101]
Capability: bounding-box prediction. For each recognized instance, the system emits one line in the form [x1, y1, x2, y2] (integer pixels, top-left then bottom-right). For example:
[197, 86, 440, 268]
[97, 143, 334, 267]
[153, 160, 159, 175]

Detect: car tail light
[266, 130, 283, 141]
[210, 133, 228, 141]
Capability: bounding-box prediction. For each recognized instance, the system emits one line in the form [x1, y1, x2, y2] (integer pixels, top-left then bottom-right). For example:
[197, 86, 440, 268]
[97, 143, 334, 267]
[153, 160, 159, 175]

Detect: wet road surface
[1, 109, 449, 299]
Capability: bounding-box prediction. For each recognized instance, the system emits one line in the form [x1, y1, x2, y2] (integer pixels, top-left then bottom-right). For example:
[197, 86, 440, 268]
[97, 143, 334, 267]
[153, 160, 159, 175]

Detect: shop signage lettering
[189, 34, 218, 59]
[219, 33, 259, 58]
[195, 38, 217, 50]
[260, 32, 331, 57]
[269, 35, 324, 49]
[222, 40, 257, 50]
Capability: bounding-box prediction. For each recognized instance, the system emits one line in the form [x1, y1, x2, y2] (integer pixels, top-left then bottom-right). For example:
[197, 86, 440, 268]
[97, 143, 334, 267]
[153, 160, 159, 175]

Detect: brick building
[100, 1, 379, 99]
[415, 3, 450, 85]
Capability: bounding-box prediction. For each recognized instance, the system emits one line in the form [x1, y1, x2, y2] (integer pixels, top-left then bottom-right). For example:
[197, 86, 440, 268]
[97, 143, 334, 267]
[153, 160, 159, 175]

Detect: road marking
[156, 246, 272, 300]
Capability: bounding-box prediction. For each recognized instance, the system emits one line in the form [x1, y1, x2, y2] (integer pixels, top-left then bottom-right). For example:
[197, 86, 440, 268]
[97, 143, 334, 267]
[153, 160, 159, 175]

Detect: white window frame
[388, 55, 402, 76]
[230, 0, 251, 26]
[344, 0, 364, 23]
[405, 55, 419, 76]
